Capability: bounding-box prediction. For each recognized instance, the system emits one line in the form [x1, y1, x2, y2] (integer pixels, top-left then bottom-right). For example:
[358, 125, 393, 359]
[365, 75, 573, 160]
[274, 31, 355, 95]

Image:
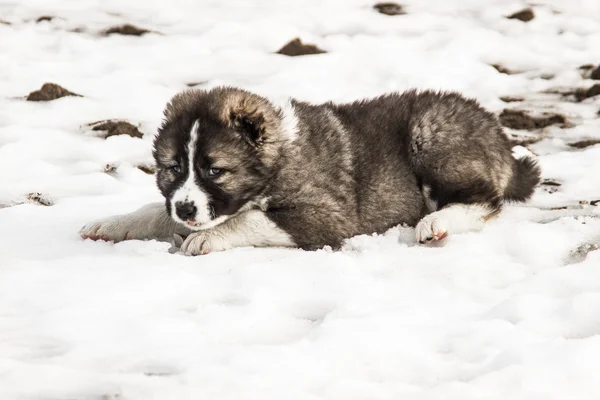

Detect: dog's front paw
[180, 230, 233, 256]
[80, 216, 134, 242]
[415, 214, 449, 244]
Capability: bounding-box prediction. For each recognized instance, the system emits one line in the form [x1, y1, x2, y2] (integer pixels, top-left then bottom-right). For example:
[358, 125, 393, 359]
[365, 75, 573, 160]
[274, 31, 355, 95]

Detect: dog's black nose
[175, 201, 197, 221]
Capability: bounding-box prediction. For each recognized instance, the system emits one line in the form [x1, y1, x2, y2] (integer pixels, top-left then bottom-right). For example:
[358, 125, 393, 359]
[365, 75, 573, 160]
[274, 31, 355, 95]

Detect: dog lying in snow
[80, 87, 540, 255]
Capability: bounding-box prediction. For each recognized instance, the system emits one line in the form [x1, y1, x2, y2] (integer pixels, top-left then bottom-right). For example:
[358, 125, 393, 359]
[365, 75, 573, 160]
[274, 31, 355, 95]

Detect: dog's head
[152, 86, 298, 230]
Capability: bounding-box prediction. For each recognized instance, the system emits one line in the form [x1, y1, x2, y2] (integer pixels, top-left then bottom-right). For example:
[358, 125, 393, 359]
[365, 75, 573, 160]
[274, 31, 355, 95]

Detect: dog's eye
[170, 165, 181, 174]
[207, 167, 222, 178]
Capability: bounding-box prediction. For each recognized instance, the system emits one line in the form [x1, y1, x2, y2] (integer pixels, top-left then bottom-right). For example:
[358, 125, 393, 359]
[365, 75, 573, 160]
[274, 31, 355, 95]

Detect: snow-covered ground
[1, 0, 600, 398]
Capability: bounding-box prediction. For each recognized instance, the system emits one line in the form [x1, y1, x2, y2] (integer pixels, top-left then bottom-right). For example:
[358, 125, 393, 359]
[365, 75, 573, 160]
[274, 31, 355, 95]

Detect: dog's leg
[181, 209, 295, 255]
[80, 202, 188, 242]
[415, 203, 497, 243]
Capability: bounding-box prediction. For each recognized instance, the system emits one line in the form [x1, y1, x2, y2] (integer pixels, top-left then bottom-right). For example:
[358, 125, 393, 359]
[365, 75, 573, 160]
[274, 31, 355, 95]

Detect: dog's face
[152, 87, 296, 230]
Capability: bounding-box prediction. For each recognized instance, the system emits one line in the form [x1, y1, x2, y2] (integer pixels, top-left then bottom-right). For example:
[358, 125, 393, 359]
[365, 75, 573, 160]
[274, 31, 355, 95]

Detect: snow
[1, 0, 600, 399]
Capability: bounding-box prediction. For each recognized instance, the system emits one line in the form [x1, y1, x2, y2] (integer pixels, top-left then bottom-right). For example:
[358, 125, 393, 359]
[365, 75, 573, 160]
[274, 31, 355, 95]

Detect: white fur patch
[277, 98, 299, 142]
[181, 210, 295, 255]
[512, 145, 535, 160]
[416, 204, 491, 243]
[171, 120, 212, 226]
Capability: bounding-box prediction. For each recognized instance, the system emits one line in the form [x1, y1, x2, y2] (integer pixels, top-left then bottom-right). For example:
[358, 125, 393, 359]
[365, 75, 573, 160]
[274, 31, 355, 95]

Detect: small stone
[276, 38, 326, 57]
[499, 109, 569, 130]
[568, 139, 600, 149]
[137, 164, 157, 174]
[0, 20, 11, 25]
[26, 83, 82, 101]
[591, 66, 600, 80]
[576, 84, 600, 101]
[491, 64, 515, 75]
[186, 81, 207, 88]
[104, 24, 151, 36]
[89, 120, 144, 139]
[542, 179, 561, 186]
[35, 16, 54, 23]
[373, 2, 406, 16]
[500, 96, 525, 103]
[541, 179, 561, 193]
[507, 8, 535, 22]
[25, 192, 53, 206]
[103, 164, 118, 174]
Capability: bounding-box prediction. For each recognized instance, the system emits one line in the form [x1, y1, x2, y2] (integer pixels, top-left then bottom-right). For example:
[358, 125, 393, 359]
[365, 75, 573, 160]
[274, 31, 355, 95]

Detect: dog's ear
[217, 87, 281, 147]
[163, 90, 204, 122]
[229, 109, 267, 146]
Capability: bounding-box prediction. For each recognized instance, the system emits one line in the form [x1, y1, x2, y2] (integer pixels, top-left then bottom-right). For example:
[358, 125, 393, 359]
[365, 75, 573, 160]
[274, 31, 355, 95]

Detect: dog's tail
[503, 156, 541, 202]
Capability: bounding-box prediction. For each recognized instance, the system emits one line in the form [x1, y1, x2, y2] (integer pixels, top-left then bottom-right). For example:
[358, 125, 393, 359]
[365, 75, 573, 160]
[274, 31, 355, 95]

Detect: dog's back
[268, 90, 540, 246]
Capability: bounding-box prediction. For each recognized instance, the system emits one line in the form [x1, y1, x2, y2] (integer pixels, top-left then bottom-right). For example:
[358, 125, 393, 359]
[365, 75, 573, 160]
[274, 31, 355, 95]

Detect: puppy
[80, 87, 540, 255]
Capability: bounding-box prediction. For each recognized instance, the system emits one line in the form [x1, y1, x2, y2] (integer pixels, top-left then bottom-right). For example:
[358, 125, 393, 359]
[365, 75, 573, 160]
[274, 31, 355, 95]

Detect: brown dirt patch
[507, 8, 535, 22]
[137, 164, 157, 174]
[26, 83, 82, 101]
[499, 109, 569, 130]
[276, 38, 326, 56]
[104, 24, 151, 36]
[500, 96, 525, 103]
[36, 16, 54, 23]
[568, 139, 600, 149]
[575, 84, 600, 101]
[89, 120, 144, 139]
[373, 2, 406, 16]
[591, 65, 600, 80]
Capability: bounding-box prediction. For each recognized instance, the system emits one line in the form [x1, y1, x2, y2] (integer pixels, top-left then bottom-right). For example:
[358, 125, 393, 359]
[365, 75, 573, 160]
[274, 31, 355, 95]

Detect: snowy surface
[1, 0, 600, 399]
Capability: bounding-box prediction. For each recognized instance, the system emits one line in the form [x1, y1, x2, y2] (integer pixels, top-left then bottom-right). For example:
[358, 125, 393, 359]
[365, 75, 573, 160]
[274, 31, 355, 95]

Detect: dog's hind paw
[415, 214, 449, 244]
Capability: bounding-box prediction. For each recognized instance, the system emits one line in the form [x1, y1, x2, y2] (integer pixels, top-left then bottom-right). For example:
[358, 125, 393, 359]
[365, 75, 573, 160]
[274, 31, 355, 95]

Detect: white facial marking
[170, 120, 212, 228]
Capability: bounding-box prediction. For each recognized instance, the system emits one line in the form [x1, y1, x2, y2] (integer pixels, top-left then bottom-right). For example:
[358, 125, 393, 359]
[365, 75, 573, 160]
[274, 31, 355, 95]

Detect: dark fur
[153, 87, 541, 250]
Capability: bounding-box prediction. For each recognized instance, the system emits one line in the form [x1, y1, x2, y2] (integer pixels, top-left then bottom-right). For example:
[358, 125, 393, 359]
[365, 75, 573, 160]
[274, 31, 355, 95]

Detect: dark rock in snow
[186, 81, 207, 88]
[276, 38, 326, 57]
[26, 192, 54, 206]
[499, 109, 569, 130]
[491, 64, 517, 75]
[137, 164, 157, 174]
[373, 2, 406, 16]
[542, 179, 561, 187]
[507, 8, 535, 22]
[103, 164, 119, 174]
[89, 120, 144, 139]
[576, 84, 600, 101]
[35, 16, 54, 23]
[568, 139, 600, 149]
[104, 24, 151, 36]
[541, 179, 561, 193]
[591, 65, 600, 80]
[26, 83, 82, 101]
[500, 96, 525, 103]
